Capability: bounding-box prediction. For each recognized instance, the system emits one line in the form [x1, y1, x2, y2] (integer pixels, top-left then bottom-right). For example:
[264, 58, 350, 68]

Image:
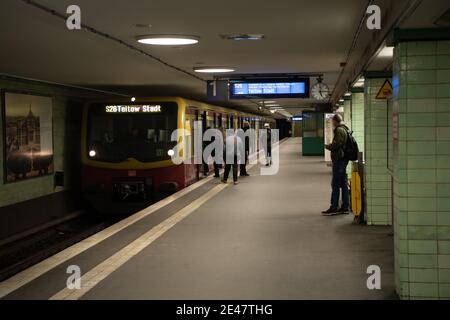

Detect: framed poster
[2, 91, 54, 183]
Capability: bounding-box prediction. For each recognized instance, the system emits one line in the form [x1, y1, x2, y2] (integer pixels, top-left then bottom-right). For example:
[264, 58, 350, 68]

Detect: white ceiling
[0, 0, 448, 118]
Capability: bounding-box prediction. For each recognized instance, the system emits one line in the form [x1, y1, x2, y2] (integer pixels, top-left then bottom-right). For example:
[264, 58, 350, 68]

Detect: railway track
[0, 212, 126, 282]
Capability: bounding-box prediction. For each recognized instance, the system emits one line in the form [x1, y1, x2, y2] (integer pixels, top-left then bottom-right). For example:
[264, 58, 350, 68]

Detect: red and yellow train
[81, 97, 275, 213]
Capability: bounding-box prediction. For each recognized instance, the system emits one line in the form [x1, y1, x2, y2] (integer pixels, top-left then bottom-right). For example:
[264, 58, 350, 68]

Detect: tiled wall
[351, 91, 365, 156]
[364, 78, 392, 226]
[343, 99, 352, 128]
[343, 100, 352, 175]
[392, 40, 450, 299]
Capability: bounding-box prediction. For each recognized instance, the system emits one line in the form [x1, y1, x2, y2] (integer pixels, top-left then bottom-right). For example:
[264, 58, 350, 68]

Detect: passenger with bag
[322, 114, 359, 216]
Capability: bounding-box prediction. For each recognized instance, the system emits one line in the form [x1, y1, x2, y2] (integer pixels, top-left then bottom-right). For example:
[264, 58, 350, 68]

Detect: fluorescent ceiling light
[353, 76, 365, 88]
[266, 104, 280, 107]
[378, 46, 394, 58]
[194, 67, 235, 73]
[137, 35, 199, 46]
[259, 101, 277, 104]
[344, 92, 352, 97]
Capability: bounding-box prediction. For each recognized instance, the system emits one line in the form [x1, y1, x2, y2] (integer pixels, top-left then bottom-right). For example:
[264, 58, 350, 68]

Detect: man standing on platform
[322, 114, 350, 216]
[222, 131, 243, 185]
[240, 121, 251, 176]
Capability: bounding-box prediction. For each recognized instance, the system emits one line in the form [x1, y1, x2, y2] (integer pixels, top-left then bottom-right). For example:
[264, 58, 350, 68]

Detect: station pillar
[351, 88, 365, 156]
[343, 98, 352, 129]
[391, 31, 450, 299]
[342, 98, 352, 176]
[364, 72, 393, 226]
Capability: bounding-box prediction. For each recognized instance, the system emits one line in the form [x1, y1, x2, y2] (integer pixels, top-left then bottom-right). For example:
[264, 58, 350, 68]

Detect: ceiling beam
[330, 0, 423, 103]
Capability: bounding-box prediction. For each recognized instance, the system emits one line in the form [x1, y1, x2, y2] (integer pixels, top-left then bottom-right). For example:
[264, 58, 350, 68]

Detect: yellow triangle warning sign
[376, 79, 393, 99]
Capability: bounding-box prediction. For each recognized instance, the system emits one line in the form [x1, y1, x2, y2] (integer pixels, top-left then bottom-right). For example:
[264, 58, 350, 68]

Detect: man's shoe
[338, 207, 350, 214]
[240, 173, 250, 176]
[233, 181, 239, 185]
[321, 208, 338, 216]
[213, 175, 220, 178]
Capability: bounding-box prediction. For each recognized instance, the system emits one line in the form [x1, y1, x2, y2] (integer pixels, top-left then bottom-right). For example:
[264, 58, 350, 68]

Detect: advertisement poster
[3, 92, 54, 183]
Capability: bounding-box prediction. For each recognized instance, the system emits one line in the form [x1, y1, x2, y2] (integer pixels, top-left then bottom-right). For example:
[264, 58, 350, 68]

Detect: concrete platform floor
[84, 138, 396, 300]
[2, 138, 396, 300]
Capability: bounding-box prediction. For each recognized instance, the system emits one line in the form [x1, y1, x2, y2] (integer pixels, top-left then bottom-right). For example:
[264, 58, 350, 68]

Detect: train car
[81, 97, 275, 213]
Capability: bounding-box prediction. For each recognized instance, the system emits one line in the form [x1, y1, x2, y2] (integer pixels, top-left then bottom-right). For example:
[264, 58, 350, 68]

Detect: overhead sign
[229, 78, 310, 99]
[105, 105, 162, 113]
[207, 80, 229, 101]
[376, 79, 393, 99]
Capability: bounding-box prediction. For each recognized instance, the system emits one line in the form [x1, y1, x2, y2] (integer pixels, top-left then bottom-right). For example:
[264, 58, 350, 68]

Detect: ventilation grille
[219, 34, 265, 41]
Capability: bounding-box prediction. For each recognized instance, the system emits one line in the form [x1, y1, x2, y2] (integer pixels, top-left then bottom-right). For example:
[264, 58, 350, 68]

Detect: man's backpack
[344, 129, 359, 161]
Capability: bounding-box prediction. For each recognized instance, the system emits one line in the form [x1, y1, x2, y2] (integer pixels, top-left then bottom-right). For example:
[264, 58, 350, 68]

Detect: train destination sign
[229, 78, 310, 99]
[105, 105, 162, 113]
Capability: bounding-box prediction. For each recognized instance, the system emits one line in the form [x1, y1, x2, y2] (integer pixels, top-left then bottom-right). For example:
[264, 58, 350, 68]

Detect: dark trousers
[266, 147, 272, 165]
[240, 151, 249, 174]
[213, 162, 221, 177]
[223, 163, 238, 182]
[331, 160, 350, 210]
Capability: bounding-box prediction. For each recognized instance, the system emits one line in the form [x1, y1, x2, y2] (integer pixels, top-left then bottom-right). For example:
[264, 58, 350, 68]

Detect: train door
[183, 107, 197, 185]
[214, 112, 222, 129]
[193, 110, 200, 180]
[201, 111, 207, 177]
[206, 111, 214, 129]
[255, 118, 260, 151]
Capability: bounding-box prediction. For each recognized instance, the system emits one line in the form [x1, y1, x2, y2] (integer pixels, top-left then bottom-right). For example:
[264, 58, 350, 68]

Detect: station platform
[0, 138, 396, 300]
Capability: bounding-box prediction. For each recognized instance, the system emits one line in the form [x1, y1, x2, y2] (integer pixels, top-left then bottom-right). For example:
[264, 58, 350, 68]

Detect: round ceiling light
[193, 67, 235, 73]
[136, 35, 199, 46]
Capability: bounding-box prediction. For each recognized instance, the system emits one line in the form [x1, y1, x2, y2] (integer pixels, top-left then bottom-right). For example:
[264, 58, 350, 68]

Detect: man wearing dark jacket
[322, 114, 350, 216]
[240, 121, 250, 176]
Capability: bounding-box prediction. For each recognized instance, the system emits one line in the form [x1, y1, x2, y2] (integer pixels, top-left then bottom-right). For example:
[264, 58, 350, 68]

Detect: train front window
[87, 102, 178, 163]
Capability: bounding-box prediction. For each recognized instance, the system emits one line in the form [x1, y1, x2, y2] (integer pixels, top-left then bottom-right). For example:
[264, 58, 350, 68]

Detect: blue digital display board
[229, 78, 309, 99]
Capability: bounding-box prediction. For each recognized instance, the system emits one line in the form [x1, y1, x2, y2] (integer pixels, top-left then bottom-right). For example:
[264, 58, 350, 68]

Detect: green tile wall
[351, 92, 365, 155]
[365, 78, 392, 226]
[393, 40, 450, 300]
[343, 99, 352, 128]
[343, 100, 353, 176]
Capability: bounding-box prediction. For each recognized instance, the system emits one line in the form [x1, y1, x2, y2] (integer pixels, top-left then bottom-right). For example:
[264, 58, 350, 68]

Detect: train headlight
[89, 150, 96, 157]
[167, 149, 175, 157]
